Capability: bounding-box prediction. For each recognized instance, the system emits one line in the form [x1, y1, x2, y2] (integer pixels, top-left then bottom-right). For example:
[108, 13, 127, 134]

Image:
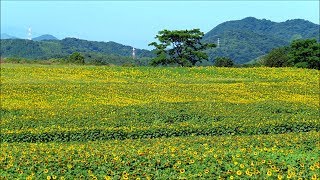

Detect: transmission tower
[217, 38, 220, 48]
[132, 47, 136, 59]
[28, 27, 32, 40]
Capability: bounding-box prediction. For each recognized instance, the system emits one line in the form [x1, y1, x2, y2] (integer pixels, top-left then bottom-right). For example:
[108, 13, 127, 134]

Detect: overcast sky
[1, 1, 319, 49]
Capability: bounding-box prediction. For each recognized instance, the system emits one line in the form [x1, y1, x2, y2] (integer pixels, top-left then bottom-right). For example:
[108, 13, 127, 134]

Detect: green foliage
[261, 39, 320, 69]
[214, 57, 234, 67]
[149, 29, 215, 67]
[2, 57, 27, 63]
[68, 52, 85, 64]
[262, 47, 290, 67]
[294, 62, 308, 68]
[2, 57, 66, 65]
[288, 39, 320, 69]
[84, 53, 152, 66]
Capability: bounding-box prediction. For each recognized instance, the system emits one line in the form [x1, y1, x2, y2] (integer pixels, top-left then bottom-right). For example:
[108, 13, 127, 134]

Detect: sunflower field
[1, 64, 319, 179]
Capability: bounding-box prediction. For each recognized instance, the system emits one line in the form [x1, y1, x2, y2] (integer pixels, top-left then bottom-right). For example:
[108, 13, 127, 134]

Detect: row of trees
[148, 29, 319, 69]
[67, 51, 235, 67]
[62, 35, 320, 69]
[3, 52, 152, 67]
[66, 52, 151, 66]
[261, 39, 319, 69]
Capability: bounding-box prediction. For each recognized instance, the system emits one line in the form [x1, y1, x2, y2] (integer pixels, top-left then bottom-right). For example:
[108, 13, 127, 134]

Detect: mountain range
[1, 33, 59, 41]
[32, 34, 58, 41]
[1, 33, 19, 40]
[1, 17, 319, 64]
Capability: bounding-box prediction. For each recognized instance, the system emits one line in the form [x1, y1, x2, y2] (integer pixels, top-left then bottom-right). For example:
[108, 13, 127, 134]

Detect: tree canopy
[149, 29, 216, 67]
[68, 52, 85, 64]
[261, 39, 320, 69]
[288, 39, 320, 69]
[214, 57, 234, 67]
[262, 47, 290, 67]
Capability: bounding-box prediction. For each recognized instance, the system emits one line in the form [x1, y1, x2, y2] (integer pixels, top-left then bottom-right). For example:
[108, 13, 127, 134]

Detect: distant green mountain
[33, 34, 58, 41]
[0, 38, 154, 60]
[203, 17, 319, 64]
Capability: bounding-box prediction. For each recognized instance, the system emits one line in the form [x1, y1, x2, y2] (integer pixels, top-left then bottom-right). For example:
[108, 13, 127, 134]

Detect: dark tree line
[262, 39, 319, 69]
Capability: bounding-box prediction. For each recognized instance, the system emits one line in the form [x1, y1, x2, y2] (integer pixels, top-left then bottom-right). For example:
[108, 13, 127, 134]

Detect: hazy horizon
[1, 1, 319, 50]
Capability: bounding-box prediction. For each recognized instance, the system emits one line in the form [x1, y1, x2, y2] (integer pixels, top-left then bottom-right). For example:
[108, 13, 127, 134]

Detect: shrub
[294, 62, 308, 68]
[214, 57, 234, 67]
[262, 47, 290, 67]
[68, 52, 85, 64]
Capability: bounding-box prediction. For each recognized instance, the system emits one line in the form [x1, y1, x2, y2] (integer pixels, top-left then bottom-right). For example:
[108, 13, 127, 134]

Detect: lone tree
[68, 52, 85, 64]
[214, 57, 235, 67]
[149, 29, 216, 67]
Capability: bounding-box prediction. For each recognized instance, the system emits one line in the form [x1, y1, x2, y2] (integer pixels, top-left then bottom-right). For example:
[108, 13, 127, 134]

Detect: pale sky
[1, 1, 319, 49]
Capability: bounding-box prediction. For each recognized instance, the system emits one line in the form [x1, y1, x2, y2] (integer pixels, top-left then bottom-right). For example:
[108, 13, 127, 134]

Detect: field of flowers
[1, 63, 319, 179]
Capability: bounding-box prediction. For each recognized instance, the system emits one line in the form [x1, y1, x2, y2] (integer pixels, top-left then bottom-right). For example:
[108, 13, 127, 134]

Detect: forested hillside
[0, 38, 154, 60]
[203, 17, 319, 63]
